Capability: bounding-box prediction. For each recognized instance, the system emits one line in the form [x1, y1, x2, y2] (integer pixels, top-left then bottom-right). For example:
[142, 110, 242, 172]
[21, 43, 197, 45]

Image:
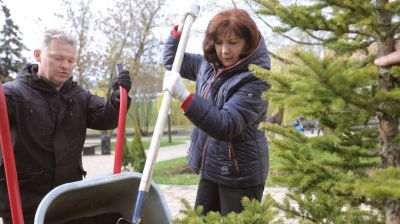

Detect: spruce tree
[250, 0, 400, 223]
[130, 116, 146, 173]
[123, 117, 146, 172]
[122, 135, 133, 171]
[0, 1, 26, 82]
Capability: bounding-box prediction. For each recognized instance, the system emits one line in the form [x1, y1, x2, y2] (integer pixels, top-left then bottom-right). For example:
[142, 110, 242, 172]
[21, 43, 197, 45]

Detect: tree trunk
[376, 1, 400, 223]
[275, 106, 285, 125]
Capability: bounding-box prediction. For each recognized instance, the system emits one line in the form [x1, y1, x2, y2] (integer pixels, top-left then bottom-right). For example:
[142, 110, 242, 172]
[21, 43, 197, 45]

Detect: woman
[163, 8, 271, 216]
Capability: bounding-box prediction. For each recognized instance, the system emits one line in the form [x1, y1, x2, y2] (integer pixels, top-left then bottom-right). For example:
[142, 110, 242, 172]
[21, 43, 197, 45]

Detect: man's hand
[112, 70, 131, 99]
[163, 71, 190, 102]
[112, 70, 131, 92]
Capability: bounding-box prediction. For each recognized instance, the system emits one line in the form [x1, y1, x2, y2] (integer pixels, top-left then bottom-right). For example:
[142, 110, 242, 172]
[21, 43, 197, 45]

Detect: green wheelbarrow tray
[34, 172, 172, 224]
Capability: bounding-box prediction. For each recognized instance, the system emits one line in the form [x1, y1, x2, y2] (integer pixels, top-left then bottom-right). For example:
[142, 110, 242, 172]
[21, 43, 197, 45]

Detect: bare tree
[56, 0, 100, 89]
[99, 0, 165, 135]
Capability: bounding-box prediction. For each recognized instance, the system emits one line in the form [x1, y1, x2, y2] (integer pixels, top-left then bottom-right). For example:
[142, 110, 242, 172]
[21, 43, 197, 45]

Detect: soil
[170, 164, 195, 175]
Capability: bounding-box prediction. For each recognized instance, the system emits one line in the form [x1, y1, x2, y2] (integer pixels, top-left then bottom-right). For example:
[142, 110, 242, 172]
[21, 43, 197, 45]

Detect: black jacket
[163, 35, 271, 188]
[0, 64, 123, 218]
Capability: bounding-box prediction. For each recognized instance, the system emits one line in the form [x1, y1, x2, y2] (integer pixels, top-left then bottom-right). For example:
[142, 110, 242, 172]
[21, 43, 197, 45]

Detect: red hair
[203, 8, 261, 63]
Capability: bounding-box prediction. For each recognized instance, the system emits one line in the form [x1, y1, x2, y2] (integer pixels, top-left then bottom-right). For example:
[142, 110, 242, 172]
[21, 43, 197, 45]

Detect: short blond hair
[41, 29, 77, 52]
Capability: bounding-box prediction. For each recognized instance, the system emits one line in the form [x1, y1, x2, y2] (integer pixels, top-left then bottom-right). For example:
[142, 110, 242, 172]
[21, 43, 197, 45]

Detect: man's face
[34, 39, 77, 90]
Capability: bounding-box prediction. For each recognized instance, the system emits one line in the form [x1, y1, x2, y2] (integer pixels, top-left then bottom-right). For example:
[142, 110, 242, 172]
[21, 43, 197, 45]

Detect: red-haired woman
[163, 7, 271, 216]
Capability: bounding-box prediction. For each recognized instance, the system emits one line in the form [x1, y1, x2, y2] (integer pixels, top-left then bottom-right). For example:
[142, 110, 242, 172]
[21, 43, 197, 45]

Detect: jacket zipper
[228, 143, 240, 174]
[200, 137, 209, 171]
[199, 69, 222, 172]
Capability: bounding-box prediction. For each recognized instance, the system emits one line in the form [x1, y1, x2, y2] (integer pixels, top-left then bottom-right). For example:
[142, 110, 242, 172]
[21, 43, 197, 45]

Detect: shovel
[113, 64, 129, 174]
[131, 11, 197, 224]
[0, 82, 24, 223]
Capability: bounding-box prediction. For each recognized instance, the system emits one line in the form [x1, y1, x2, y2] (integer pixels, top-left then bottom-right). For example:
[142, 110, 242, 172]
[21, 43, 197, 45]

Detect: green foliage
[252, 52, 380, 131]
[122, 117, 146, 172]
[342, 167, 400, 202]
[173, 195, 282, 224]
[255, 0, 381, 54]
[253, 51, 387, 222]
[122, 135, 133, 170]
[130, 118, 146, 172]
[276, 192, 382, 224]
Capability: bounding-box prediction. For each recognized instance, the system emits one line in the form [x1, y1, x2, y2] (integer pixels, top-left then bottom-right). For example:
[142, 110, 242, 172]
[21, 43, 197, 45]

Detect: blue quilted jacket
[163, 34, 271, 188]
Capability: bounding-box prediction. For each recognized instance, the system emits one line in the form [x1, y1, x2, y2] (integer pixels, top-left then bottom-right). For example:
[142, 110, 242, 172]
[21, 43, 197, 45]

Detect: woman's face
[215, 32, 246, 67]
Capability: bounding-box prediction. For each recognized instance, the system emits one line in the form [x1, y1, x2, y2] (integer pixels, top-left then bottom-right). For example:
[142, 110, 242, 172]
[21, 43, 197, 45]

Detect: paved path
[0, 143, 289, 223]
[81, 142, 290, 220]
[81, 142, 189, 178]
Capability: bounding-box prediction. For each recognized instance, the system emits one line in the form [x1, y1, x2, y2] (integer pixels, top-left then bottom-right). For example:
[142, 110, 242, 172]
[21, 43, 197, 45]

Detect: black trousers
[194, 179, 265, 216]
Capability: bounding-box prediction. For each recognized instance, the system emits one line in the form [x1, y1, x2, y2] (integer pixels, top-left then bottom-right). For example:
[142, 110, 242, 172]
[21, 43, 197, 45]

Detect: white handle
[139, 14, 196, 192]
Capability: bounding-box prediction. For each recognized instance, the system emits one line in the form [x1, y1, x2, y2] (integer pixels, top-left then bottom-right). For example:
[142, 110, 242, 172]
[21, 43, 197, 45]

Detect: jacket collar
[18, 64, 75, 94]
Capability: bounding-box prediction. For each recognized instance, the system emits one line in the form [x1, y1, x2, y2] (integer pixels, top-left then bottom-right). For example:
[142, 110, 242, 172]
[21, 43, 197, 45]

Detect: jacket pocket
[228, 143, 240, 175]
[0, 169, 52, 195]
[218, 143, 241, 177]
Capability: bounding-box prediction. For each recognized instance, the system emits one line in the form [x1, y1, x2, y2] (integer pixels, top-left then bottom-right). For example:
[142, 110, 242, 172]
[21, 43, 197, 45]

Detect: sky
[2, 0, 71, 60]
[1, 0, 244, 61]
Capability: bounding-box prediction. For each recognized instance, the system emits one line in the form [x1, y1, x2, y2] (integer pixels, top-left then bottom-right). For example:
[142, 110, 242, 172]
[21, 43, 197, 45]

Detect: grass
[142, 137, 188, 149]
[152, 152, 284, 187]
[153, 157, 199, 185]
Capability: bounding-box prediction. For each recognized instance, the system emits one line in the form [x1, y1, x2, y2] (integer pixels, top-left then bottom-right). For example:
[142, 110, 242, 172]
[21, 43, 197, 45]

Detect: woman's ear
[34, 50, 41, 62]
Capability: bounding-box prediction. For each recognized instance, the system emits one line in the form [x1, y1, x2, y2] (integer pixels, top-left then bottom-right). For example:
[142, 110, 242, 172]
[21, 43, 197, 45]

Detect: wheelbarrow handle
[0, 82, 24, 223]
[113, 64, 129, 174]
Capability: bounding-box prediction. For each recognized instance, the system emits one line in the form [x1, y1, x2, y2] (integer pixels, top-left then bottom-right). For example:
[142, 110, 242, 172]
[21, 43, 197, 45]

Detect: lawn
[152, 152, 284, 187]
[153, 157, 199, 185]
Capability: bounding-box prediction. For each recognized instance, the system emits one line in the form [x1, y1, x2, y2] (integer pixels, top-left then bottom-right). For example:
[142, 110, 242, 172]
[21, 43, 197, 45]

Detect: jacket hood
[18, 64, 76, 94]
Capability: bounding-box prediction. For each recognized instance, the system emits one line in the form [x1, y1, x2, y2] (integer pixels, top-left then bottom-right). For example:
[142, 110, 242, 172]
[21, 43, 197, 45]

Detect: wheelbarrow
[33, 64, 172, 224]
[34, 172, 172, 224]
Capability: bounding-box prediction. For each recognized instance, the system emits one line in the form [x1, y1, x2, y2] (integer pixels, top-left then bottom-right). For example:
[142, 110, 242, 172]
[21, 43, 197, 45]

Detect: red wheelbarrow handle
[0, 82, 24, 223]
[113, 64, 128, 174]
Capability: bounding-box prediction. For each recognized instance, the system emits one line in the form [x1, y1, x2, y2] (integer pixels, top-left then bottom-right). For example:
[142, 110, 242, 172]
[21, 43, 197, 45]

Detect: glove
[163, 71, 190, 102]
[179, 3, 200, 27]
[112, 70, 131, 92]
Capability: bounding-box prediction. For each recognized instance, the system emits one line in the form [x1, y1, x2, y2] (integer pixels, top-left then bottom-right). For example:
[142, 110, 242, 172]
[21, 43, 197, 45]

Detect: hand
[179, 3, 200, 26]
[112, 70, 131, 92]
[374, 49, 400, 67]
[163, 71, 190, 102]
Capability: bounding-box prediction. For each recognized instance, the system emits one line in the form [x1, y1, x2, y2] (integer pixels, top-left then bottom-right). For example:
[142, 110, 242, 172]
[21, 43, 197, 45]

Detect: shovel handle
[0, 82, 24, 223]
[132, 10, 197, 224]
[113, 64, 129, 174]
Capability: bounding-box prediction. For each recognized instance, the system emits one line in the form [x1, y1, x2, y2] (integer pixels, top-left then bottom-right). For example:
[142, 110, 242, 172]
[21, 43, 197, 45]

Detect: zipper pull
[228, 144, 233, 159]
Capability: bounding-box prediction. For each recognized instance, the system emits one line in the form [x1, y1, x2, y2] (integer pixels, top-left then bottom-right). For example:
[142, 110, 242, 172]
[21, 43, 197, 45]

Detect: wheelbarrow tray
[34, 172, 172, 224]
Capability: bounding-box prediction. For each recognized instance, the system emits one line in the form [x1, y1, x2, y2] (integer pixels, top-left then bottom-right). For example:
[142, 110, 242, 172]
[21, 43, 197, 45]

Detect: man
[0, 29, 131, 223]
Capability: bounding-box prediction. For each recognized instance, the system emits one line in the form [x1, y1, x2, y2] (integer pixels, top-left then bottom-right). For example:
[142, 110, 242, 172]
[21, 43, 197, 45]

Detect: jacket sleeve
[86, 91, 131, 130]
[2, 84, 15, 124]
[163, 35, 205, 81]
[184, 80, 268, 142]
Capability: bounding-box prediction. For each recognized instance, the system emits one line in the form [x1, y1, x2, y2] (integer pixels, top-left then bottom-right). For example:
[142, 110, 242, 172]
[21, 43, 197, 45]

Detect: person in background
[0, 29, 131, 223]
[294, 117, 305, 133]
[374, 48, 400, 67]
[163, 6, 271, 216]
